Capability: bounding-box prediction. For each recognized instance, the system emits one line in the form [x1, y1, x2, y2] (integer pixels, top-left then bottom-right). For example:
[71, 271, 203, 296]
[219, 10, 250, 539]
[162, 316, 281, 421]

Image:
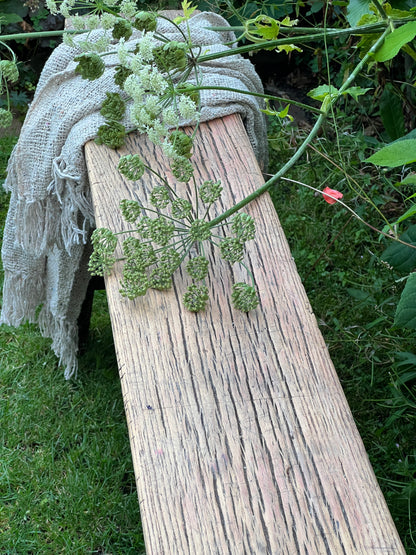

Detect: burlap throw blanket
[1, 12, 268, 379]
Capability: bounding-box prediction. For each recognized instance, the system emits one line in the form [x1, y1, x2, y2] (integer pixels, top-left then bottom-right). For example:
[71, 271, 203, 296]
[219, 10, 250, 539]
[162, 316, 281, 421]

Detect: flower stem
[208, 25, 392, 228]
[198, 20, 407, 63]
[180, 85, 322, 114]
[0, 29, 88, 42]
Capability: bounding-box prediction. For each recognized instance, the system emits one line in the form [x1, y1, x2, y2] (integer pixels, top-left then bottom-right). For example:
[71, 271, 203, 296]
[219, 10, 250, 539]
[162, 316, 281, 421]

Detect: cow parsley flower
[101, 13, 117, 30]
[177, 94, 198, 121]
[137, 32, 156, 62]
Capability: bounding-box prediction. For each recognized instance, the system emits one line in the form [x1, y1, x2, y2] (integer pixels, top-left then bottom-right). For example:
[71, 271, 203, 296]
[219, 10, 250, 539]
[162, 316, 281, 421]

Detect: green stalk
[0, 29, 88, 42]
[208, 25, 391, 228]
[198, 20, 408, 63]
[180, 85, 322, 114]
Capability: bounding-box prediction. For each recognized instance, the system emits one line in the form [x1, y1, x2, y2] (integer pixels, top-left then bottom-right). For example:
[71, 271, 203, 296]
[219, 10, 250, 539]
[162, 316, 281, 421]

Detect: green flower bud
[169, 130, 193, 159]
[199, 180, 222, 204]
[120, 269, 149, 299]
[231, 213, 256, 242]
[0, 60, 19, 83]
[159, 248, 181, 273]
[120, 199, 142, 223]
[150, 186, 170, 209]
[122, 237, 156, 269]
[100, 92, 126, 121]
[133, 11, 157, 32]
[112, 18, 133, 40]
[88, 228, 117, 276]
[220, 237, 245, 264]
[0, 108, 13, 129]
[74, 52, 105, 81]
[118, 154, 145, 180]
[114, 65, 133, 88]
[96, 122, 126, 149]
[183, 284, 209, 312]
[190, 219, 211, 242]
[172, 198, 193, 219]
[170, 157, 194, 183]
[231, 283, 259, 312]
[153, 42, 188, 73]
[186, 255, 209, 281]
[149, 216, 175, 246]
[148, 266, 172, 290]
[136, 216, 152, 238]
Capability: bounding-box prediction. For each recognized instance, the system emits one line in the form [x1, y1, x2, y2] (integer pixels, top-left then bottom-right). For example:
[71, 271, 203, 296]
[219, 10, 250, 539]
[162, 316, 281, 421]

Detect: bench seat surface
[85, 114, 404, 554]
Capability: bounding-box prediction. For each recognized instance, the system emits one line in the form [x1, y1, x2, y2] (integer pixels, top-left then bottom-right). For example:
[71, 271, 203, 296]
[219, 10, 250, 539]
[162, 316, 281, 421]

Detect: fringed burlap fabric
[1, 12, 268, 378]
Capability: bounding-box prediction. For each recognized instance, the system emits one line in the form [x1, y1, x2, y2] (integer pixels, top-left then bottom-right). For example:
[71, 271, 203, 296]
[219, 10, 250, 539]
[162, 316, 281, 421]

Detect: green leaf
[0, 12, 23, 24]
[380, 84, 405, 141]
[395, 272, 416, 330]
[389, 204, 416, 226]
[307, 85, 338, 100]
[344, 86, 372, 101]
[366, 139, 416, 167]
[382, 225, 416, 273]
[373, 21, 416, 62]
[346, 0, 371, 26]
[399, 174, 416, 186]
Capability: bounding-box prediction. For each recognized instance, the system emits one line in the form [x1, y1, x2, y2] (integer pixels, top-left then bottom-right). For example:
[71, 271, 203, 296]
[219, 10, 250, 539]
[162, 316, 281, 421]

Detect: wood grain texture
[85, 114, 404, 554]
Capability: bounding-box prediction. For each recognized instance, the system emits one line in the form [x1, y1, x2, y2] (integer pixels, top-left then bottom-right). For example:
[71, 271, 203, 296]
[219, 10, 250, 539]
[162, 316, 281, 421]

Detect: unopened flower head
[112, 18, 133, 41]
[0, 109, 13, 128]
[0, 60, 19, 83]
[120, 199, 142, 223]
[186, 256, 209, 281]
[118, 154, 145, 181]
[172, 198, 193, 219]
[220, 237, 245, 264]
[170, 156, 194, 182]
[133, 11, 157, 33]
[231, 213, 256, 242]
[231, 283, 259, 312]
[183, 284, 209, 312]
[74, 52, 105, 80]
[199, 180, 222, 204]
[150, 186, 171, 209]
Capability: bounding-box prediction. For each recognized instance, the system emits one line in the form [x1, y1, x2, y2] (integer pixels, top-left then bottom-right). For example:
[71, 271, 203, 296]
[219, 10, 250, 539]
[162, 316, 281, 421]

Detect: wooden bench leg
[77, 275, 105, 354]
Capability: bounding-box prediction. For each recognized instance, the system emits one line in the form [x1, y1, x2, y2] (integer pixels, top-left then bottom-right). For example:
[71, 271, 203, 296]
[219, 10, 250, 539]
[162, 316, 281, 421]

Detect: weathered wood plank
[85, 114, 404, 554]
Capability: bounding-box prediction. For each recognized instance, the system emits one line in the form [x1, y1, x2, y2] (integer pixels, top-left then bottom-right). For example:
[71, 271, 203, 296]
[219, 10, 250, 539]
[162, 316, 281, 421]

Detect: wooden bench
[83, 111, 405, 553]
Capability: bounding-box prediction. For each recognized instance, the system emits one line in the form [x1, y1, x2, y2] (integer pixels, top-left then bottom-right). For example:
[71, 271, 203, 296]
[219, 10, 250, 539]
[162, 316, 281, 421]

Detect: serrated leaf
[395, 272, 416, 330]
[276, 44, 303, 54]
[373, 21, 416, 62]
[382, 225, 416, 273]
[307, 85, 338, 100]
[346, 0, 372, 26]
[366, 139, 416, 167]
[344, 86, 372, 101]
